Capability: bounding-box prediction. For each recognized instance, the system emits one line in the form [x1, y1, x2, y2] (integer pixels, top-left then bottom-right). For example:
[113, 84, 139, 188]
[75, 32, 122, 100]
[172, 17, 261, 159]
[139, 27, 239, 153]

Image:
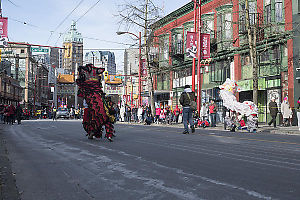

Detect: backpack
[187, 93, 197, 111]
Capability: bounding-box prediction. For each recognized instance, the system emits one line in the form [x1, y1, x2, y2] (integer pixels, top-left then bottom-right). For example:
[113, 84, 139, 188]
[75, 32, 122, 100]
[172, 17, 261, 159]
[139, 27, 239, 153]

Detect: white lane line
[135, 140, 300, 172]
[79, 141, 273, 200]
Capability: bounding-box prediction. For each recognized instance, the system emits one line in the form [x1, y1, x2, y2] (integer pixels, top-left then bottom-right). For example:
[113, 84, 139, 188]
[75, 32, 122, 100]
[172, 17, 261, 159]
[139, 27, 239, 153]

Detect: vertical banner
[200, 33, 210, 59]
[0, 17, 8, 47]
[141, 59, 147, 76]
[186, 31, 197, 58]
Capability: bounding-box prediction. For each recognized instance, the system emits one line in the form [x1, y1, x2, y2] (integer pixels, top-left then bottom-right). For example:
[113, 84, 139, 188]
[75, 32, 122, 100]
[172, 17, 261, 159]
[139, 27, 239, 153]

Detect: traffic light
[103, 71, 109, 80]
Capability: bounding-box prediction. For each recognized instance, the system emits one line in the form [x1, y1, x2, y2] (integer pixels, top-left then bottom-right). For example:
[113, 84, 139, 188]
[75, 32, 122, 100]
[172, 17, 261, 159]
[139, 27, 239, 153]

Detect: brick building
[150, 0, 298, 123]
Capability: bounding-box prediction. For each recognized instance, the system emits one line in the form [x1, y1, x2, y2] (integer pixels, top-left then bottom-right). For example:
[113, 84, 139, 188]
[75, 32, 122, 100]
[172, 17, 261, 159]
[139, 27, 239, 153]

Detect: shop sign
[105, 75, 122, 84]
[238, 79, 252, 91]
[238, 78, 266, 91]
[105, 85, 122, 95]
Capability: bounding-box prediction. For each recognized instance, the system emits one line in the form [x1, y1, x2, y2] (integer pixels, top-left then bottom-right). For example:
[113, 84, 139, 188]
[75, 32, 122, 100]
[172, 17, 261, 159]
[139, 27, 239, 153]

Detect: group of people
[268, 96, 300, 130]
[0, 103, 23, 125]
[119, 105, 153, 125]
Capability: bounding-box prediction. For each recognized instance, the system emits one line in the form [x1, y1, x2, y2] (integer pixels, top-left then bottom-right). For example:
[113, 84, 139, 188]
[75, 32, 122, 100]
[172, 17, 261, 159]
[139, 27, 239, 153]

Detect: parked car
[56, 108, 70, 119]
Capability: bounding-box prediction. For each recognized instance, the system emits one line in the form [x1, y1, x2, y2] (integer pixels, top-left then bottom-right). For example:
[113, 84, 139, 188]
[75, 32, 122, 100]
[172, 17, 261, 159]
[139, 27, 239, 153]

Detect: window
[249, 1, 256, 25]
[240, 3, 246, 33]
[203, 19, 214, 38]
[275, 0, 283, 22]
[217, 14, 223, 41]
[224, 13, 232, 39]
[260, 50, 269, 62]
[217, 12, 232, 40]
[265, 0, 271, 24]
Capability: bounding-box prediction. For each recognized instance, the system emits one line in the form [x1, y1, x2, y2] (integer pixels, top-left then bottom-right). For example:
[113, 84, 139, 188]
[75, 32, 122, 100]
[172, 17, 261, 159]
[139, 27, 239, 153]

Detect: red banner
[0, 17, 8, 38]
[186, 32, 197, 58]
[201, 33, 210, 59]
[141, 59, 147, 76]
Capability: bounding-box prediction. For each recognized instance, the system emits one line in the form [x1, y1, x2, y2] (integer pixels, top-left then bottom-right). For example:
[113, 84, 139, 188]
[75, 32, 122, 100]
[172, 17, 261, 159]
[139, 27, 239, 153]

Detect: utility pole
[75, 63, 78, 109]
[245, 0, 258, 105]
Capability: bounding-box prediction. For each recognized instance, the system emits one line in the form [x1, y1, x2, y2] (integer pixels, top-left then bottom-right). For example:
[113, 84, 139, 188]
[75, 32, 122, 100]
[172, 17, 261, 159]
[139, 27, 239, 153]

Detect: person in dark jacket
[268, 98, 278, 127]
[179, 85, 195, 134]
[16, 103, 23, 124]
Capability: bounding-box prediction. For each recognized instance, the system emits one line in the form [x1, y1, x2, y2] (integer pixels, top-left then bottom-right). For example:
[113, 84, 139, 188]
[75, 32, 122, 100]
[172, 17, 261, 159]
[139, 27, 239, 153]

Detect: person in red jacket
[209, 100, 217, 127]
[7, 104, 16, 125]
[173, 105, 180, 124]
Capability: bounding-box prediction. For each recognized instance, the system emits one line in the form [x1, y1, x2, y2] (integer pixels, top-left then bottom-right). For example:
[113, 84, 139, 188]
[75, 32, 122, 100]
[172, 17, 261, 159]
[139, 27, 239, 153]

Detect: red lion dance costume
[76, 64, 116, 142]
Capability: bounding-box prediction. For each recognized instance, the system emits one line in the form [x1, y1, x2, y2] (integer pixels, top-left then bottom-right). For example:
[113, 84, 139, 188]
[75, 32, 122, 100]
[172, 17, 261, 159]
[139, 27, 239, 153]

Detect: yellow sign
[105, 75, 122, 84]
[64, 43, 72, 58]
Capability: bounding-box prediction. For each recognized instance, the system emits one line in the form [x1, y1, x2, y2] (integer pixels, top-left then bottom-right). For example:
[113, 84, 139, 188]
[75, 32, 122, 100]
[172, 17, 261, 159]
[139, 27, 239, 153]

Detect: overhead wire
[46, 0, 85, 44]
[54, 0, 102, 46]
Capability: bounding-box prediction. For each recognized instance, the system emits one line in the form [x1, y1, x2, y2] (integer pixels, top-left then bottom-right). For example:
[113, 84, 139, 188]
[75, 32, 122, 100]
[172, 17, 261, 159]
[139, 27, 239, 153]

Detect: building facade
[63, 21, 83, 74]
[150, 0, 297, 123]
[85, 51, 116, 75]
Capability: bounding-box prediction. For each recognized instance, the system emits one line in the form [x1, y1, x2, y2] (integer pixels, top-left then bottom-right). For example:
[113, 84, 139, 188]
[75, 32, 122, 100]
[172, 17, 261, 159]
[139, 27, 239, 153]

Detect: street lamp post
[117, 31, 142, 107]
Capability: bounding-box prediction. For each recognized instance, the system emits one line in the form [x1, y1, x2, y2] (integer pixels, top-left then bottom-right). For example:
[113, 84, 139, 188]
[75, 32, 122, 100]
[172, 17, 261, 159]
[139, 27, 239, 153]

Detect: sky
[2, 0, 190, 71]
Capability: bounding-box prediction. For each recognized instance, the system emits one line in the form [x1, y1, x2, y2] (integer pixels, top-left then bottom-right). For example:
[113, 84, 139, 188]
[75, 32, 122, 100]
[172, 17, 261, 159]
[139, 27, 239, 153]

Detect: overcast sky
[3, 0, 190, 70]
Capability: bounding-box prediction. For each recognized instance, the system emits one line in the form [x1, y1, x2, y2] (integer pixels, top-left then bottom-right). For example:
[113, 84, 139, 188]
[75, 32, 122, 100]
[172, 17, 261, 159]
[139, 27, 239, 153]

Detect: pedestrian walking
[179, 85, 195, 134]
[296, 97, 300, 131]
[120, 105, 125, 122]
[209, 100, 217, 127]
[173, 105, 180, 124]
[268, 98, 278, 128]
[16, 103, 23, 124]
[52, 107, 57, 121]
[281, 97, 292, 126]
[8, 104, 16, 125]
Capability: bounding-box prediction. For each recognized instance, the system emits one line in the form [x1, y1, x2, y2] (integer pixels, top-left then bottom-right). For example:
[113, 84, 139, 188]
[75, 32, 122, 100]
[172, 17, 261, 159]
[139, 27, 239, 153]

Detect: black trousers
[268, 115, 277, 127]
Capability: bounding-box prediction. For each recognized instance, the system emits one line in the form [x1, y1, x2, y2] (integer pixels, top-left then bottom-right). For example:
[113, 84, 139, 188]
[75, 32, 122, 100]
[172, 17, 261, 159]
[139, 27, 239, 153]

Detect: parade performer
[219, 78, 258, 132]
[76, 64, 116, 142]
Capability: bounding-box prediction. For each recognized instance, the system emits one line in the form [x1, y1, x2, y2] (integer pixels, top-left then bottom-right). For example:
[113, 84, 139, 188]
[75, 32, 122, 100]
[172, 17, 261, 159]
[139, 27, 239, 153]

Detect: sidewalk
[0, 124, 20, 200]
[117, 121, 300, 135]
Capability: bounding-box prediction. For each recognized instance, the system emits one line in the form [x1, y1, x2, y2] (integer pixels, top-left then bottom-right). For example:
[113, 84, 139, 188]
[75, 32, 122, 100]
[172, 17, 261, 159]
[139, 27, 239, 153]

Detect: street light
[117, 31, 142, 108]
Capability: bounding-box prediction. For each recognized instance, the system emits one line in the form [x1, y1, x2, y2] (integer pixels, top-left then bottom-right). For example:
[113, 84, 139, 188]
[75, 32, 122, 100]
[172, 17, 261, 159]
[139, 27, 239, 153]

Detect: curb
[116, 122, 300, 135]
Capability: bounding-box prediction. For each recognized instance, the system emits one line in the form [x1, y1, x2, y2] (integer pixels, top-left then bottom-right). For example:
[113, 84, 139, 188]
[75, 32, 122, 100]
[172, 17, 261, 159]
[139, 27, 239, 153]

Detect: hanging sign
[186, 31, 197, 58]
[0, 17, 8, 47]
[201, 33, 210, 59]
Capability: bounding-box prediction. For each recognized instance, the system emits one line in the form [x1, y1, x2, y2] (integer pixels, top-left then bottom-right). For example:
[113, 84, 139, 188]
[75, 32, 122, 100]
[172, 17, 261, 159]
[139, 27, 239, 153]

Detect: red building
[150, 0, 296, 123]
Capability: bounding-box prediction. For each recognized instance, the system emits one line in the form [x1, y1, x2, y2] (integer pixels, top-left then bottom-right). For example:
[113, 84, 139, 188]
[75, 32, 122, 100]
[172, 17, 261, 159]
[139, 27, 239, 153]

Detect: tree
[117, 0, 163, 116]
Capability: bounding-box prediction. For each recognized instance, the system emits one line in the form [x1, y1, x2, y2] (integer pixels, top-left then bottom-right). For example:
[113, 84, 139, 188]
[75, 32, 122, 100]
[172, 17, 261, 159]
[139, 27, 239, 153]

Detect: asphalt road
[2, 120, 300, 200]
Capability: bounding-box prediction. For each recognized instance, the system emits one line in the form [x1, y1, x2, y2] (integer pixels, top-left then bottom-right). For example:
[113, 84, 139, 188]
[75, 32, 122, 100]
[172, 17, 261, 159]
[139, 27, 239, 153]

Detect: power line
[75, 0, 101, 23]
[7, 0, 19, 7]
[47, 0, 85, 44]
[54, 0, 102, 46]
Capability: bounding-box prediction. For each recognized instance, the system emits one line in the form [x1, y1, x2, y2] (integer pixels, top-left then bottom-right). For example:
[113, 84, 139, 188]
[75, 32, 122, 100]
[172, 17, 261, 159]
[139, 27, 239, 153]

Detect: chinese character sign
[201, 33, 210, 59]
[0, 17, 8, 47]
[141, 59, 147, 76]
[186, 32, 197, 58]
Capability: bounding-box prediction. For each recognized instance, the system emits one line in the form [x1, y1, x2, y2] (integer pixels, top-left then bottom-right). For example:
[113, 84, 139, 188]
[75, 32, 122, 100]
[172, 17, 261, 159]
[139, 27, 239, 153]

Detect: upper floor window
[203, 19, 214, 38]
[249, 1, 256, 25]
[275, 0, 283, 22]
[217, 12, 232, 41]
[265, 0, 272, 24]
